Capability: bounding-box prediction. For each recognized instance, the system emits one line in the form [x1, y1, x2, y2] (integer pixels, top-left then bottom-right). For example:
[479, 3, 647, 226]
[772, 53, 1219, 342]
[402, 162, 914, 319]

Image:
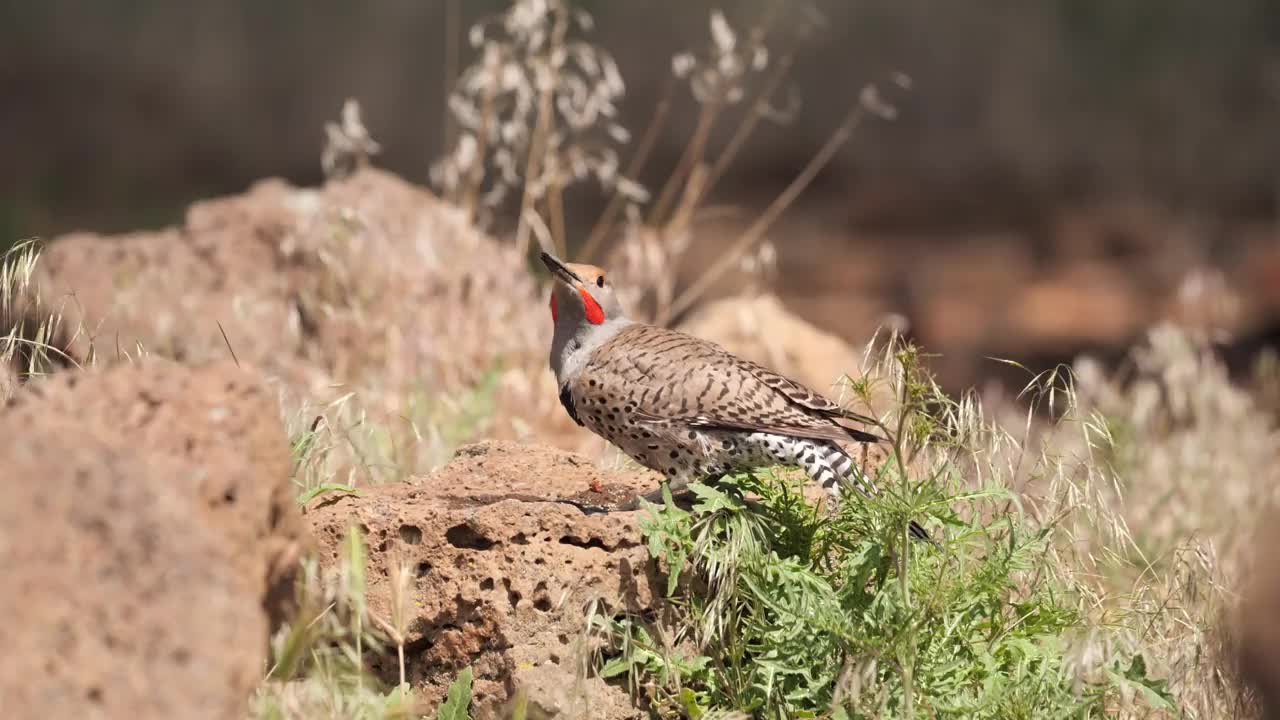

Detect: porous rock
[305, 440, 663, 719]
[0, 359, 306, 720]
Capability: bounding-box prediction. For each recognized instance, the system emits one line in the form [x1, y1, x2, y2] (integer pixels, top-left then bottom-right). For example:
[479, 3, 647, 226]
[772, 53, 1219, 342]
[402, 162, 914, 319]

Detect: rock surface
[305, 440, 664, 719]
[31, 168, 549, 424]
[22, 166, 598, 483]
[1237, 521, 1280, 720]
[0, 360, 306, 720]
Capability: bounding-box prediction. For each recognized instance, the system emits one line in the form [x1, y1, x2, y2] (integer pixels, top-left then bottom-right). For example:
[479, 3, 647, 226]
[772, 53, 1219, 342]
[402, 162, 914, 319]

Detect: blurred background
[4, 0, 1280, 391]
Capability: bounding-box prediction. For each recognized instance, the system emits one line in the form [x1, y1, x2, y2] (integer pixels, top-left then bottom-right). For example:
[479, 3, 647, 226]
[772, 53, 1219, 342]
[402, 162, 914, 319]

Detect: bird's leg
[622, 466, 743, 512]
[620, 476, 690, 511]
[575, 473, 734, 514]
[703, 472, 729, 490]
[553, 498, 612, 514]
[559, 480, 689, 515]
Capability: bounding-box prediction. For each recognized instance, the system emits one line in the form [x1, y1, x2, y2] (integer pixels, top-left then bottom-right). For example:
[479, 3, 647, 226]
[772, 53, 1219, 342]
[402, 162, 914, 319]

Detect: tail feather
[839, 423, 884, 444]
[909, 520, 932, 543]
[809, 441, 933, 544]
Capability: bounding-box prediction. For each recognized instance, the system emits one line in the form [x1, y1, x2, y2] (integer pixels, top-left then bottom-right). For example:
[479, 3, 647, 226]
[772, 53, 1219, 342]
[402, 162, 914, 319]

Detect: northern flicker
[542, 251, 928, 539]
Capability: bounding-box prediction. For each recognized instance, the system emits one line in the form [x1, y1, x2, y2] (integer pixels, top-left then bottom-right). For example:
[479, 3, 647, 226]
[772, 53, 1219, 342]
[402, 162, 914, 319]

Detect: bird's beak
[540, 252, 582, 287]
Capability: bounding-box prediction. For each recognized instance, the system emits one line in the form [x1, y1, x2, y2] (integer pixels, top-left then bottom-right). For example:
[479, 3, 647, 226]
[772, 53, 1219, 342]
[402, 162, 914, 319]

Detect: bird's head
[541, 251, 626, 331]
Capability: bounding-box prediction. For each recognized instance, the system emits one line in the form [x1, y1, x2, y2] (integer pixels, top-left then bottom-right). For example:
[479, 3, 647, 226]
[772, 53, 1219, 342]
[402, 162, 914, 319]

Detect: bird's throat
[578, 287, 605, 325]
[550, 288, 603, 325]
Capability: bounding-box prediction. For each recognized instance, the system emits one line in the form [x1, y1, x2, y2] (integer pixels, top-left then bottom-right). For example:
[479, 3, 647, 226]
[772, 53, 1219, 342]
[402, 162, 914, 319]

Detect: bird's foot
[553, 498, 613, 515]
[562, 477, 734, 515]
[630, 486, 668, 509]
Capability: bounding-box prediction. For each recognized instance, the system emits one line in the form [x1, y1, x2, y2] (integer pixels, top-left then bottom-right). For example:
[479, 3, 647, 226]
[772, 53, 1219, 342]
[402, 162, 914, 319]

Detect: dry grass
[0, 238, 83, 391]
[1047, 325, 1276, 717]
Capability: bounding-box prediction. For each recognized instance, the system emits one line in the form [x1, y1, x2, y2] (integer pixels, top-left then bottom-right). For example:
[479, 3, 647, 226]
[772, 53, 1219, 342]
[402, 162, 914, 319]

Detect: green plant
[436, 667, 474, 720]
[591, 332, 1186, 719]
[286, 362, 503, 509]
[254, 525, 417, 720]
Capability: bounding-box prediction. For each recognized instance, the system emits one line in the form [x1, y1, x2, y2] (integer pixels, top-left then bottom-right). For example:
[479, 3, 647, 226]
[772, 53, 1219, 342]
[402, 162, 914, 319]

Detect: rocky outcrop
[30, 168, 551, 422]
[0, 360, 306, 720]
[20, 167, 600, 479]
[305, 440, 664, 719]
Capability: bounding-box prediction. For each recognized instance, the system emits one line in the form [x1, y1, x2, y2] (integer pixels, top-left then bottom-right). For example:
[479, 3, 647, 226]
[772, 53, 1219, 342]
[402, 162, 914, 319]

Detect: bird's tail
[908, 520, 932, 543]
[808, 441, 933, 543]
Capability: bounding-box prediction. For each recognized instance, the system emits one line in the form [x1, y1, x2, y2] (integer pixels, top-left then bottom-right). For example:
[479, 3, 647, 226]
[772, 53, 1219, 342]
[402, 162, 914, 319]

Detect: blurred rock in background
[0, 360, 306, 719]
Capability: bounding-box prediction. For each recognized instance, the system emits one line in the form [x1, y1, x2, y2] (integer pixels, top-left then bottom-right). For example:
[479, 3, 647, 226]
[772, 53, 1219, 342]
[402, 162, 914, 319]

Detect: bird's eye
[596, 275, 605, 288]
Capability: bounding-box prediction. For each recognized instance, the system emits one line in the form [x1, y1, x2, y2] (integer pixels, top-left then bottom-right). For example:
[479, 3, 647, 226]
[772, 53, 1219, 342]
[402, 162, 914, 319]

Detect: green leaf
[341, 525, 366, 620]
[437, 666, 474, 720]
[1107, 654, 1176, 712]
[384, 682, 413, 714]
[600, 656, 633, 679]
[665, 554, 683, 597]
[689, 481, 744, 513]
[679, 687, 707, 718]
[296, 483, 362, 506]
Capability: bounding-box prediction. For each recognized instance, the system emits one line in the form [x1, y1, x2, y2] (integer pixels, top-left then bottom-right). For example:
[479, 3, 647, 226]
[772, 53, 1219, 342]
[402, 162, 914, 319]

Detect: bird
[541, 251, 928, 540]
